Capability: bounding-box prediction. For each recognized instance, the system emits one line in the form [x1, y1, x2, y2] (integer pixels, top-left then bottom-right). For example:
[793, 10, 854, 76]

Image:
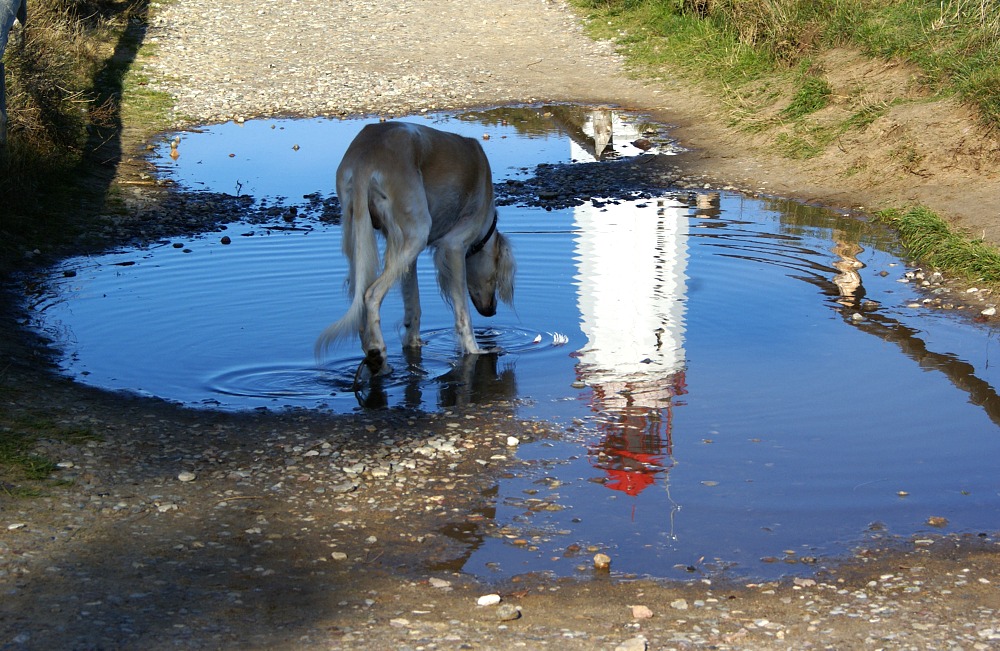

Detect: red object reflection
[586, 372, 686, 496]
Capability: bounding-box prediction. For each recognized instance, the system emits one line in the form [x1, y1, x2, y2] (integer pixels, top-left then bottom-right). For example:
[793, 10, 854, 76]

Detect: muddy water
[25, 107, 1000, 580]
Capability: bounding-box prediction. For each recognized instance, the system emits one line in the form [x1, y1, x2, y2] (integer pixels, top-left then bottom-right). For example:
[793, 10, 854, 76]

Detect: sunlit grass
[876, 206, 1000, 284]
[573, 0, 1000, 128]
[1, 0, 169, 272]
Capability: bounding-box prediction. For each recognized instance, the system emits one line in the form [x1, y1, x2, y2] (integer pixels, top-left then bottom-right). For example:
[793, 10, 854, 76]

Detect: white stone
[477, 593, 502, 606]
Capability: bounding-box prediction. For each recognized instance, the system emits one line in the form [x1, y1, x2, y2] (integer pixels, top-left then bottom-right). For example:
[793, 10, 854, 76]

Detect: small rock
[477, 593, 502, 607]
[927, 515, 949, 527]
[496, 603, 520, 621]
[615, 636, 648, 651]
[177, 471, 196, 482]
[331, 552, 348, 561]
[593, 553, 611, 571]
[982, 306, 996, 317]
[631, 604, 653, 619]
[428, 578, 451, 589]
[670, 598, 689, 610]
[7, 523, 26, 530]
[506, 436, 520, 447]
[330, 480, 359, 494]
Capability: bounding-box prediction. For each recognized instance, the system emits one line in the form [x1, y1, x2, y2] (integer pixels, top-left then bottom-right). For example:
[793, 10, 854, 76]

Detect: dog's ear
[495, 232, 515, 305]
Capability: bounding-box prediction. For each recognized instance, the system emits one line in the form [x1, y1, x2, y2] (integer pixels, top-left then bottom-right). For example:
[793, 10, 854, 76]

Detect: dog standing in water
[315, 122, 515, 376]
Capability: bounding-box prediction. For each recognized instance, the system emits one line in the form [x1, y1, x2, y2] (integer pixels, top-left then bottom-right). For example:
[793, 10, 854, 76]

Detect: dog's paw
[364, 349, 392, 375]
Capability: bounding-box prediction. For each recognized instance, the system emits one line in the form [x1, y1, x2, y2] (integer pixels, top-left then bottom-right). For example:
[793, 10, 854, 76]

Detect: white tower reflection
[572, 110, 690, 497]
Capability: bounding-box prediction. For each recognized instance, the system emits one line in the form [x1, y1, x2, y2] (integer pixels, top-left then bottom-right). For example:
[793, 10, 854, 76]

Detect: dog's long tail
[314, 170, 380, 359]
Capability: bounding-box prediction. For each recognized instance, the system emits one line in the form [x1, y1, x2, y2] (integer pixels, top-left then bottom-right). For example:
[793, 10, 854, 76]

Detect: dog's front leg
[436, 247, 481, 355]
[401, 260, 423, 349]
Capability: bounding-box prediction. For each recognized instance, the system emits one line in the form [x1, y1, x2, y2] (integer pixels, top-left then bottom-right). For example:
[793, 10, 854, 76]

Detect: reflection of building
[571, 117, 690, 497]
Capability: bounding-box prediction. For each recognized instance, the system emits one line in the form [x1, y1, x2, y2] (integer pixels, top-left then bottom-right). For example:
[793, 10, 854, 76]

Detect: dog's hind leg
[361, 203, 430, 374]
[401, 259, 423, 349]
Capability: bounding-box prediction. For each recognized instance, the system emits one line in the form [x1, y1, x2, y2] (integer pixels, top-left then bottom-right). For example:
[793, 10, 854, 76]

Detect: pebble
[477, 594, 502, 607]
[496, 604, 521, 621]
[631, 604, 653, 619]
[615, 636, 648, 651]
[670, 598, 689, 610]
[178, 471, 197, 482]
[593, 553, 611, 571]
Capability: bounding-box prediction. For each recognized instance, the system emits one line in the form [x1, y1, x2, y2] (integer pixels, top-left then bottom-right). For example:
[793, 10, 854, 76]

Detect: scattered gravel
[141, 0, 640, 126]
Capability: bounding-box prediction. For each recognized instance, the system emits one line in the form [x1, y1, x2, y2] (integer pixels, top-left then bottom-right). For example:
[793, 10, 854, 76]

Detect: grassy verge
[573, 0, 1000, 281]
[574, 0, 999, 127]
[0, 0, 170, 273]
[2, 0, 165, 494]
[876, 206, 1000, 284]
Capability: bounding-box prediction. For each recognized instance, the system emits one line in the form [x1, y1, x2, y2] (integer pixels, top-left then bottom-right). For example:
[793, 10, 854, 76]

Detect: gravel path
[3, 1, 1000, 650]
[144, 0, 650, 125]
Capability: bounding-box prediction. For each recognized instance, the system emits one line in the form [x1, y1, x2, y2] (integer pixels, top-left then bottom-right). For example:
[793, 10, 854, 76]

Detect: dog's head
[466, 230, 515, 317]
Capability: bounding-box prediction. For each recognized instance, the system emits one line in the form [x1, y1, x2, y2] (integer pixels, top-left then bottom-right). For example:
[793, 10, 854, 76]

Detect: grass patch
[876, 206, 1000, 284]
[0, 415, 100, 495]
[572, 0, 1000, 129]
[782, 73, 832, 119]
[1, 0, 167, 275]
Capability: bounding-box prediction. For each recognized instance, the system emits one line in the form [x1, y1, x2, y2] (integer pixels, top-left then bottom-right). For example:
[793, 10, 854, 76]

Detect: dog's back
[337, 122, 494, 242]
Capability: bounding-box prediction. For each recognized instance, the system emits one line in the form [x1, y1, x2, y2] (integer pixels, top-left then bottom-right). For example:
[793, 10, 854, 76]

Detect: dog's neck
[466, 210, 498, 259]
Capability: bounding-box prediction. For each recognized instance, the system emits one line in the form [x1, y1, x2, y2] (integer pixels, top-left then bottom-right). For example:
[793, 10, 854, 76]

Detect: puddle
[24, 106, 1000, 581]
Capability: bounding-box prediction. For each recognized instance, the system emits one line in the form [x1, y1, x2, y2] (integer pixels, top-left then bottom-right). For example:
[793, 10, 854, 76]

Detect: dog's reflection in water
[354, 346, 517, 410]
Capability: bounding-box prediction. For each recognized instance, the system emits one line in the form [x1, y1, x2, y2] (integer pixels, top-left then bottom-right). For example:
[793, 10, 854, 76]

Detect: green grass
[573, 0, 1000, 128]
[0, 0, 169, 275]
[876, 206, 1000, 285]
[782, 73, 832, 119]
[0, 416, 100, 496]
[573, 0, 1000, 279]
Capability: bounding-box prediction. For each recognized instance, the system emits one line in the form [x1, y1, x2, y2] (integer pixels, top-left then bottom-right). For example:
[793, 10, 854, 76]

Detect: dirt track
[3, 1, 1000, 649]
